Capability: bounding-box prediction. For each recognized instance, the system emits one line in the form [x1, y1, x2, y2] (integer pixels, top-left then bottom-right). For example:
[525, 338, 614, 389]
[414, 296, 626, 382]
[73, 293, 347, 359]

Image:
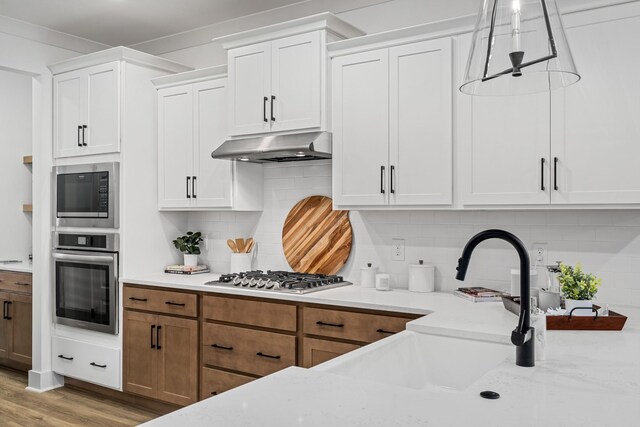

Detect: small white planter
[565, 299, 594, 316]
[183, 254, 198, 267]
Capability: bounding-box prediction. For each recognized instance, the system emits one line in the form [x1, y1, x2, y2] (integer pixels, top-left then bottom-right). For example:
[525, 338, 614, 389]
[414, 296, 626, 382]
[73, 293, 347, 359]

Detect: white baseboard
[26, 369, 65, 392]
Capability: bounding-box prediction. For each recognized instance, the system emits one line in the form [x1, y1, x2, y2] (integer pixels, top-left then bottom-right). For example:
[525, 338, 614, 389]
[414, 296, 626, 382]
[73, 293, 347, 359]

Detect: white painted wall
[0, 69, 32, 261]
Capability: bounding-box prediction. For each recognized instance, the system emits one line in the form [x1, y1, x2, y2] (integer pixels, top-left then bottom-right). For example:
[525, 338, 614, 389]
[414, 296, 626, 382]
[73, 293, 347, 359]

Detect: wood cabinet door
[157, 85, 194, 209]
[551, 9, 640, 204]
[227, 42, 271, 136]
[192, 79, 233, 208]
[200, 367, 254, 400]
[0, 293, 9, 360]
[389, 38, 453, 206]
[302, 338, 360, 368]
[53, 69, 85, 158]
[123, 311, 158, 399]
[157, 315, 198, 406]
[270, 32, 322, 132]
[332, 49, 390, 206]
[84, 61, 120, 155]
[7, 294, 31, 365]
[456, 33, 551, 206]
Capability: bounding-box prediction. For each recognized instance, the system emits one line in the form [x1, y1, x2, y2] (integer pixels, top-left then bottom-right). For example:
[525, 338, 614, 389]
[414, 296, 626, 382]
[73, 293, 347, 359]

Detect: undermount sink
[315, 331, 512, 392]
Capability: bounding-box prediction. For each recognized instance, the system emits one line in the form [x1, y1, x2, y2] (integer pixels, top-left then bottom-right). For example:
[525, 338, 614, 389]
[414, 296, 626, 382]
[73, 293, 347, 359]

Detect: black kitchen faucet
[455, 229, 535, 367]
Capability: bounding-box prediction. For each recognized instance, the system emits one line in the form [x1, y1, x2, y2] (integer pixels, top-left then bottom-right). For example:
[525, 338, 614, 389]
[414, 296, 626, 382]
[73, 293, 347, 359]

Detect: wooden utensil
[245, 238, 255, 253]
[227, 239, 238, 253]
[235, 238, 245, 253]
[282, 196, 352, 275]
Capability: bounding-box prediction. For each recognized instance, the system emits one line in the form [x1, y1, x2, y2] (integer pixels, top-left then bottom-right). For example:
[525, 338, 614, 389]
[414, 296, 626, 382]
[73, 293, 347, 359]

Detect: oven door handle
[52, 253, 115, 263]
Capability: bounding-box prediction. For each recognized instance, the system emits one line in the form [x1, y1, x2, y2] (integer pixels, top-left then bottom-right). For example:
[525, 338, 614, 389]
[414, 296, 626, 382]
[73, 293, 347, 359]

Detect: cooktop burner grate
[205, 270, 352, 294]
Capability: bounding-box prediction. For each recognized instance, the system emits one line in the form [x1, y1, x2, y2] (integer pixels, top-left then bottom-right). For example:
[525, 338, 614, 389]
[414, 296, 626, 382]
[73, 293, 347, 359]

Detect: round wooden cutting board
[282, 196, 352, 275]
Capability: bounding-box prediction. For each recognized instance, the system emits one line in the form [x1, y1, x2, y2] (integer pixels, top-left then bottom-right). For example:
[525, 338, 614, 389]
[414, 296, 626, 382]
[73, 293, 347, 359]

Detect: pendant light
[460, 0, 580, 96]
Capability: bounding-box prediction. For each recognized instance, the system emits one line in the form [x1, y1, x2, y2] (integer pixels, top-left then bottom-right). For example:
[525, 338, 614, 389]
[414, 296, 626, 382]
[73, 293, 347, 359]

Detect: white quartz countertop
[0, 261, 32, 274]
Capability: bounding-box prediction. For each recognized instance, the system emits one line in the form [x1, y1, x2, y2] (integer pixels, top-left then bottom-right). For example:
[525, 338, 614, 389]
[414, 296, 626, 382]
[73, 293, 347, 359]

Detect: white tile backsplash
[189, 161, 640, 308]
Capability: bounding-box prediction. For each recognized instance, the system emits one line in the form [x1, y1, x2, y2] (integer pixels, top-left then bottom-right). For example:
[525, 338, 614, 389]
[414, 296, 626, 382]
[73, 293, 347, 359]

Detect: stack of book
[164, 265, 210, 275]
[454, 287, 507, 303]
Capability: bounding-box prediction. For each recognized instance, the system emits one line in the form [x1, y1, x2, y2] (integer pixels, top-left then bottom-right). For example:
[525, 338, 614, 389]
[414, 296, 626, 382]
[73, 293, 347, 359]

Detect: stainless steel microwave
[54, 162, 119, 228]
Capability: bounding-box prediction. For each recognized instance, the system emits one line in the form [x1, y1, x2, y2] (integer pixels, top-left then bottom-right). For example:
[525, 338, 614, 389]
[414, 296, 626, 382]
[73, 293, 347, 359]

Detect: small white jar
[360, 263, 378, 288]
[375, 273, 391, 291]
[408, 260, 435, 293]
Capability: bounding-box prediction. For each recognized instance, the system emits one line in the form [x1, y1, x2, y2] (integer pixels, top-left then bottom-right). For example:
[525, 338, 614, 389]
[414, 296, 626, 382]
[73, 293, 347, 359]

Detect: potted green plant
[558, 263, 602, 316]
[173, 231, 203, 267]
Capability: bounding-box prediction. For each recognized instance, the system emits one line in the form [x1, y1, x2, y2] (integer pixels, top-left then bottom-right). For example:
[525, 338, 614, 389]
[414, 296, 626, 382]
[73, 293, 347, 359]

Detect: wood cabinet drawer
[201, 367, 254, 399]
[202, 323, 295, 377]
[123, 285, 197, 318]
[52, 336, 120, 389]
[302, 338, 360, 368]
[303, 307, 414, 344]
[202, 295, 296, 331]
[0, 271, 32, 294]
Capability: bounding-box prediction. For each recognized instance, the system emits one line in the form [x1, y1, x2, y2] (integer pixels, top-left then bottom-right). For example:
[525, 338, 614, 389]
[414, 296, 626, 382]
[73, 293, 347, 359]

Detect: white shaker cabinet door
[84, 61, 120, 156]
[551, 12, 640, 205]
[332, 49, 389, 206]
[457, 34, 551, 206]
[192, 79, 233, 208]
[389, 38, 453, 206]
[53, 69, 85, 158]
[227, 42, 271, 136]
[270, 32, 322, 132]
[158, 86, 193, 209]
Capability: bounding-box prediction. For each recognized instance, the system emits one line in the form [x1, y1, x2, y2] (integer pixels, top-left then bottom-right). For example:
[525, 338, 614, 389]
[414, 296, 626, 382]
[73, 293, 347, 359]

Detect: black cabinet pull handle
[2, 301, 7, 319]
[380, 166, 385, 194]
[211, 344, 233, 351]
[165, 301, 186, 307]
[554, 157, 559, 191]
[376, 328, 398, 335]
[211, 391, 218, 396]
[14, 282, 30, 286]
[156, 325, 162, 350]
[90, 362, 107, 368]
[192, 176, 197, 199]
[186, 176, 191, 199]
[390, 165, 395, 194]
[5, 301, 11, 320]
[82, 125, 87, 146]
[540, 158, 546, 191]
[151, 325, 156, 349]
[263, 97, 268, 123]
[58, 354, 74, 361]
[270, 95, 276, 122]
[256, 352, 281, 360]
[316, 321, 344, 328]
[129, 297, 147, 302]
[77, 125, 82, 147]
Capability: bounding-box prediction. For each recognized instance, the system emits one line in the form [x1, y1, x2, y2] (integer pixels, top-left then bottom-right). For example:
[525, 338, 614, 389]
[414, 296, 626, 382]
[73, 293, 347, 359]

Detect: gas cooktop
[205, 270, 352, 294]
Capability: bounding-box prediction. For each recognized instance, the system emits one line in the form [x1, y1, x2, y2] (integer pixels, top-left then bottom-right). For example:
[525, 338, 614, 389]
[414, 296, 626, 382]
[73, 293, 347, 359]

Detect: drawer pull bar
[211, 344, 233, 351]
[57, 354, 74, 361]
[151, 325, 156, 349]
[156, 325, 162, 350]
[211, 391, 218, 396]
[14, 282, 30, 286]
[256, 352, 281, 360]
[316, 321, 344, 328]
[129, 297, 148, 302]
[376, 328, 398, 335]
[90, 362, 107, 368]
[165, 301, 186, 307]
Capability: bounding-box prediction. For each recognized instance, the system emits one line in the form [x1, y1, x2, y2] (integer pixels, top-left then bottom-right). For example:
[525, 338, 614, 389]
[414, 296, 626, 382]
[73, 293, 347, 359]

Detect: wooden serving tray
[501, 296, 628, 331]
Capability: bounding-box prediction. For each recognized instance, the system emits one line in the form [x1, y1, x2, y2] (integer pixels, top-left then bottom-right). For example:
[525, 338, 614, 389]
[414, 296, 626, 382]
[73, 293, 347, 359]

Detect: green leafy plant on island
[173, 231, 203, 255]
[558, 262, 601, 301]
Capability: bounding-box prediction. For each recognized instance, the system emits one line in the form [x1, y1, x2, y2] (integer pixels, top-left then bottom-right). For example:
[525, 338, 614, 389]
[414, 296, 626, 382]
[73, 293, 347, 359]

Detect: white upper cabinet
[457, 33, 551, 206]
[53, 61, 120, 158]
[220, 13, 364, 137]
[332, 49, 389, 206]
[389, 38, 453, 206]
[154, 67, 263, 211]
[551, 8, 640, 205]
[331, 37, 453, 208]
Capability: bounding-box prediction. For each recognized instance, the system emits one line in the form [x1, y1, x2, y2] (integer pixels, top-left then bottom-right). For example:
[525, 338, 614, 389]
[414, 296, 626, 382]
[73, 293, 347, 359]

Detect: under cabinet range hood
[211, 131, 331, 163]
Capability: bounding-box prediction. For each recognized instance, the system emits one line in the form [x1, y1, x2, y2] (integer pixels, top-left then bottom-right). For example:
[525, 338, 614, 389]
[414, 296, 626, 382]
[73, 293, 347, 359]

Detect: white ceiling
[0, 0, 308, 46]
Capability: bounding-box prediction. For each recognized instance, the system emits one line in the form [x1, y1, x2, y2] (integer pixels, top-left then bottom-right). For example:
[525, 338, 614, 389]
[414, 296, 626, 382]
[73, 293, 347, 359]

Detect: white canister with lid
[375, 273, 391, 291]
[408, 260, 435, 293]
[360, 263, 378, 288]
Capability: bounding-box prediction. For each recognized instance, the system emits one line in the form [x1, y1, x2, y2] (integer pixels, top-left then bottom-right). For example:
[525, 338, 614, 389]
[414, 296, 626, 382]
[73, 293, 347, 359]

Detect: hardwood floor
[0, 367, 159, 426]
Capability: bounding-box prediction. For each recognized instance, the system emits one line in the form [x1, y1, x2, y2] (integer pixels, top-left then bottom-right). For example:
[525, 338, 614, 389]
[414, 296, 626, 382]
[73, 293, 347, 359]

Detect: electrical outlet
[203, 235, 209, 251]
[391, 239, 405, 261]
[532, 242, 548, 265]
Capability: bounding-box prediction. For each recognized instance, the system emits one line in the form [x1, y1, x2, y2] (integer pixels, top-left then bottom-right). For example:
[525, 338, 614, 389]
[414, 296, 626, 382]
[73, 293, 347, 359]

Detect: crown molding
[151, 64, 227, 89]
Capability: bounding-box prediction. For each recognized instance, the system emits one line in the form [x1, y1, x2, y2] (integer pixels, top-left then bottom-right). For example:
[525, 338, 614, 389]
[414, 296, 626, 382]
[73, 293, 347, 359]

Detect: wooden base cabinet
[123, 288, 198, 406]
[201, 367, 254, 398]
[302, 338, 360, 368]
[0, 271, 32, 368]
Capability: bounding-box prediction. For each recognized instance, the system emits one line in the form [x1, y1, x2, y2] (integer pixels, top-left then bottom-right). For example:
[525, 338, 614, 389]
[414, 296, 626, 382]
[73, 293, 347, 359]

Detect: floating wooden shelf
[22, 204, 32, 213]
[23, 156, 32, 165]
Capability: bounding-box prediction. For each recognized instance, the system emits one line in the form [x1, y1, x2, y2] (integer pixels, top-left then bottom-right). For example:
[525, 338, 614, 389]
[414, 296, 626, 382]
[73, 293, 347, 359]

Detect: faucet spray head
[455, 257, 469, 281]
